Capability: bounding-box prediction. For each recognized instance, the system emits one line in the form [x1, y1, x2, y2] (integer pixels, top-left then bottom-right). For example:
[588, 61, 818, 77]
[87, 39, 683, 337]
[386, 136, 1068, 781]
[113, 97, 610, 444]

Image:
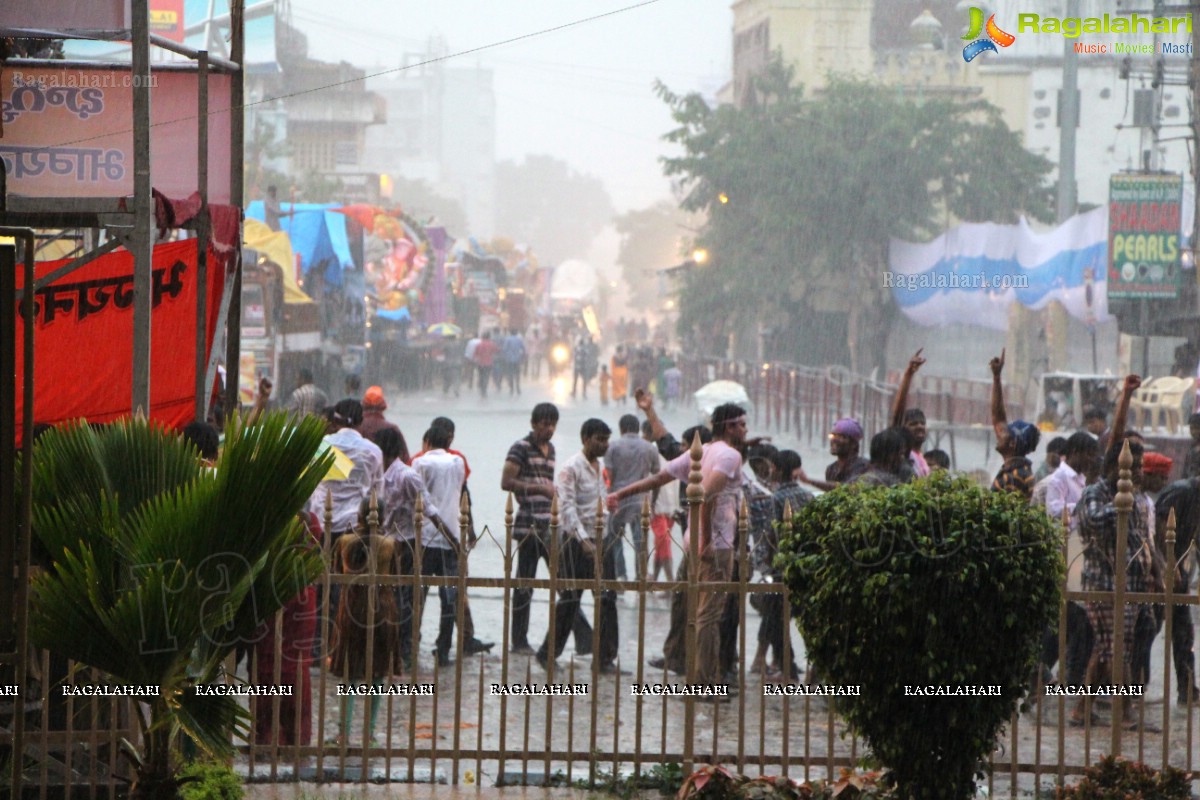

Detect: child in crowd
[599, 365, 611, 406]
[924, 449, 950, 472]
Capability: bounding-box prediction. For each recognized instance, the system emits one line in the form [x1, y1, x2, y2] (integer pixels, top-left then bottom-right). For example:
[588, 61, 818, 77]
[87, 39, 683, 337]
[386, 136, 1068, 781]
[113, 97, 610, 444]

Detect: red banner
[15, 240, 225, 438]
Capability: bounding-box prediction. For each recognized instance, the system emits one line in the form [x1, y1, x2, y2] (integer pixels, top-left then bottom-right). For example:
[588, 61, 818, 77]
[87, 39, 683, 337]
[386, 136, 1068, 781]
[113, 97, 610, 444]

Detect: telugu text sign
[1107, 173, 1183, 300]
[0, 66, 232, 203]
[0, 0, 128, 34]
[12, 240, 225, 441]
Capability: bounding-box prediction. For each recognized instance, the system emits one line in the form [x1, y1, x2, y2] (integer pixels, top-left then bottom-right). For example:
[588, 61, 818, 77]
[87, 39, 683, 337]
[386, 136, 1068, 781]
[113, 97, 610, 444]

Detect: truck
[238, 248, 324, 404]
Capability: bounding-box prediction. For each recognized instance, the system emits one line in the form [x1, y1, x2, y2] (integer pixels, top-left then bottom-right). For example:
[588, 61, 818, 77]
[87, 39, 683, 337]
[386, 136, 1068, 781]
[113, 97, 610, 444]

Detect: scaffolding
[0, 1, 246, 794]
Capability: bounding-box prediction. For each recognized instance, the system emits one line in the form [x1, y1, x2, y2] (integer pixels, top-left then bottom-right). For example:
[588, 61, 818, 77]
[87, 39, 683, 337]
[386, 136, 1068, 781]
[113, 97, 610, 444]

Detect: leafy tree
[776, 474, 1062, 800]
[657, 60, 1054, 372]
[292, 170, 345, 204]
[495, 154, 614, 265]
[614, 201, 693, 311]
[244, 117, 290, 200]
[26, 413, 329, 800]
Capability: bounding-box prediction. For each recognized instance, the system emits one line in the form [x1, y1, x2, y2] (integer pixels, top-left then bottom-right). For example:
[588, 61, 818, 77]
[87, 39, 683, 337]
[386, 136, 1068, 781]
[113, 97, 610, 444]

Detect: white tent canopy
[550, 259, 597, 300]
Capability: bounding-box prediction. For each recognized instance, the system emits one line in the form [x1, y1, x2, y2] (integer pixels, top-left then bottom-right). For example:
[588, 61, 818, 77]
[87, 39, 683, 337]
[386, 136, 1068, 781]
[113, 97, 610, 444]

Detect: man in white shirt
[374, 427, 452, 668]
[537, 419, 619, 673]
[463, 335, 481, 390]
[322, 399, 385, 535]
[1039, 430, 1099, 689]
[1044, 432, 1098, 526]
[309, 399, 384, 662]
[411, 425, 467, 667]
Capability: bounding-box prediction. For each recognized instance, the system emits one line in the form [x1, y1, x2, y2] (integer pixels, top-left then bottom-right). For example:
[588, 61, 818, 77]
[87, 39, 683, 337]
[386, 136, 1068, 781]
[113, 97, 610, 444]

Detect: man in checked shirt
[537, 419, 620, 673]
[1074, 428, 1162, 729]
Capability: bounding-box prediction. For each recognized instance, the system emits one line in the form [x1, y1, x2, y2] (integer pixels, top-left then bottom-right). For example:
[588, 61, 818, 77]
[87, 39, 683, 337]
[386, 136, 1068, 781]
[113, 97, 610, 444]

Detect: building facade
[361, 44, 497, 238]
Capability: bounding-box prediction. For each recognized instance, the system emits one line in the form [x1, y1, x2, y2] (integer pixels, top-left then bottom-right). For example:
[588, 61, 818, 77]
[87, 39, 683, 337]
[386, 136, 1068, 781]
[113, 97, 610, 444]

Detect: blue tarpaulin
[245, 201, 355, 287]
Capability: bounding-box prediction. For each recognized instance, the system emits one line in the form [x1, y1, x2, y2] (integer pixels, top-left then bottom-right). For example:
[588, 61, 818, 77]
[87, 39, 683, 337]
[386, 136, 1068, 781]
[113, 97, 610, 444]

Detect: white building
[362, 44, 496, 238]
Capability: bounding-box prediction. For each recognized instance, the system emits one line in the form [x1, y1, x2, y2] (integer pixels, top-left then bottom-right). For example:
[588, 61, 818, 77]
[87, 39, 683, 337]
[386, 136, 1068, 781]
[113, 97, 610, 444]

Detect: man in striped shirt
[503, 403, 591, 655]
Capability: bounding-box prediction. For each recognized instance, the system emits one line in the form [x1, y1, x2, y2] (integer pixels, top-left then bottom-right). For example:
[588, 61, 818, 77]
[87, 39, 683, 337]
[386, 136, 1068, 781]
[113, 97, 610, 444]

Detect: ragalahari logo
[962, 7, 1015, 62]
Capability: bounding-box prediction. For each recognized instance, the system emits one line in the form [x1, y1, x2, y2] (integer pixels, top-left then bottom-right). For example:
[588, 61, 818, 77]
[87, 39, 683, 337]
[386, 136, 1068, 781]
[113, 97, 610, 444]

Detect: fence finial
[367, 489, 379, 534]
[686, 430, 704, 507]
[1114, 438, 1134, 513]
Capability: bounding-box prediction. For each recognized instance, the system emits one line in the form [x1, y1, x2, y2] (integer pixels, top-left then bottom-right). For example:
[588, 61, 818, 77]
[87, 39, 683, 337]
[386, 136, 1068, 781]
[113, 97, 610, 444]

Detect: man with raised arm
[988, 349, 1041, 500]
[609, 402, 748, 696]
[890, 348, 931, 478]
[1073, 374, 1161, 730]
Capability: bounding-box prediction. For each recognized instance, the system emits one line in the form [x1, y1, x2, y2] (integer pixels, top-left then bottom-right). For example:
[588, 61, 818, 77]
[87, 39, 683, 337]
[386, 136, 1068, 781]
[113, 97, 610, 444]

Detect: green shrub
[177, 760, 243, 800]
[776, 473, 1062, 800]
[1055, 755, 1192, 799]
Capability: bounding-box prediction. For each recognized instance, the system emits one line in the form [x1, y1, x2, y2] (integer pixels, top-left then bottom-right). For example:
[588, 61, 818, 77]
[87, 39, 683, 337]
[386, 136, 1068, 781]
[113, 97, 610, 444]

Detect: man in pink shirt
[609, 402, 747, 696]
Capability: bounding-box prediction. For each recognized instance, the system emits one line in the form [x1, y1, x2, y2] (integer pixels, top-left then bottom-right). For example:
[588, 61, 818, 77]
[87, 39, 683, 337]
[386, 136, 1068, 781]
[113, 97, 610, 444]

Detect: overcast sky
[290, 0, 733, 214]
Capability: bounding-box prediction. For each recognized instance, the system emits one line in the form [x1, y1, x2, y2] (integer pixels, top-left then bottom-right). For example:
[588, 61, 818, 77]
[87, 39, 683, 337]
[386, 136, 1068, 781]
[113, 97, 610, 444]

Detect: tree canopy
[614, 201, 693, 311]
[657, 60, 1054, 370]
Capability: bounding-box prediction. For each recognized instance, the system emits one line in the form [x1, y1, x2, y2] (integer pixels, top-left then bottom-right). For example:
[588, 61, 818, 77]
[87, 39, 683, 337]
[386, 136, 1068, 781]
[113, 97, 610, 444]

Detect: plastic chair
[1155, 377, 1196, 433]
[1129, 376, 1169, 429]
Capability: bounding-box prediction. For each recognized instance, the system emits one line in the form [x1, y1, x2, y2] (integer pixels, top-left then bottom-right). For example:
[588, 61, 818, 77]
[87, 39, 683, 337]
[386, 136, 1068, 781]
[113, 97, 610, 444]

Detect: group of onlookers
[804, 350, 1199, 730]
[172, 344, 1198, 746]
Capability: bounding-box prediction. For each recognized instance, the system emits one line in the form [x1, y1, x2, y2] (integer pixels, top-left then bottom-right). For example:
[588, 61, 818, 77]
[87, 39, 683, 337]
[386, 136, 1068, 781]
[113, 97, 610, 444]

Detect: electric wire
[9, 0, 668, 153]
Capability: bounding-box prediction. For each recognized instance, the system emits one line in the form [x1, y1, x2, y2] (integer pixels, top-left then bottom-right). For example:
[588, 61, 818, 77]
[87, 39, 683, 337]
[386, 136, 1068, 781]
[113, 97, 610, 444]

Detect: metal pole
[683, 432, 704, 775]
[0, 241, 16, 800]
[132, 0, 153, 414]
[0, 244, 16, 655]
[195, 51, 210, 421]
[1193, 0, 1200, 312]
[223, 0, 246, 417]
[0, 228, 36, 800]
[1140, 299, 1150, 374]
[1044, 0, 1080, 375]
[1111, 440, 1134, 754]
[1056, 0, 1080, 223]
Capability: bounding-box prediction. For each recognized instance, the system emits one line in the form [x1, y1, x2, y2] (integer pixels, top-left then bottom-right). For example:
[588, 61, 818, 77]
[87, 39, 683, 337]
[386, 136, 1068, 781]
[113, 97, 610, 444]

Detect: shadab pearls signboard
[1107, 173, 1183, 300]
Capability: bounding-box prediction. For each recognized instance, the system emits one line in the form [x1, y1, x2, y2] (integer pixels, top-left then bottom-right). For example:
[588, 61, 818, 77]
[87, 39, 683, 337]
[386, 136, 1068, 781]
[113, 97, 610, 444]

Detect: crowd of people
[786, 348, 1199, 732]
[422, 321, 684, 410]
[172, 342, 1199, 747]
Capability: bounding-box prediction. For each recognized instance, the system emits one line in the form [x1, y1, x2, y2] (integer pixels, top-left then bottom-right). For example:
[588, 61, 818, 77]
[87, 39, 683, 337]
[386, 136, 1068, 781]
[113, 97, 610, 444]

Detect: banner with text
[1107, 173, 1182, 300]
[14, 240, 225, 438]
[888, 208, 1111, 330]
[1, 66, 232, 203]
[0, 0, 128, 36]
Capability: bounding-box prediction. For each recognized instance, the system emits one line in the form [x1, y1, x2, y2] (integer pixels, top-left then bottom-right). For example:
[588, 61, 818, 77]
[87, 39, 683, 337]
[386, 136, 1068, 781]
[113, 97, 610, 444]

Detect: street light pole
[1056, 0, 1080, 224]
[1042, 0, 1081, 376]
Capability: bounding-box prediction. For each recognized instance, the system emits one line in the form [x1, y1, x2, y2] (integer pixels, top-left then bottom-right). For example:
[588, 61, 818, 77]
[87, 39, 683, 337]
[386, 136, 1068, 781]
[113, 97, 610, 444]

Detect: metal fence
[674, 356, 1024, 452]
[3, 441, 1199, 798]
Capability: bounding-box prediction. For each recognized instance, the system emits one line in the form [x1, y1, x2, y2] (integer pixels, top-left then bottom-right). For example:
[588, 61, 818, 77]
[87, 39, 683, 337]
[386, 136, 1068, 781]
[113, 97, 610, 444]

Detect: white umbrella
[693, 379, 750, 417]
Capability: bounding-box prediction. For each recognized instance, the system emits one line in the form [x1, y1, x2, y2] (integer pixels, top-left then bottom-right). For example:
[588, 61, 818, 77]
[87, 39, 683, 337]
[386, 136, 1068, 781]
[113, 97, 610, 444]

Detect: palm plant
[25, 412, 330, 800]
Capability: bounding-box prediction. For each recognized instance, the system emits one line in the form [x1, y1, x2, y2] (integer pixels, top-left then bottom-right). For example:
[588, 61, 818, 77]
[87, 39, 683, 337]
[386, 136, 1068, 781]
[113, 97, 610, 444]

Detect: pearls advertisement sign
[1107, 173, 1183, 300]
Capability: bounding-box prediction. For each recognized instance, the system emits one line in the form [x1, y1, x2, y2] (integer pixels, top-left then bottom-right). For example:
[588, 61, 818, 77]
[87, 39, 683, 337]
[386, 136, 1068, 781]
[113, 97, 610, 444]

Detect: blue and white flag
[887, 208, 1110, 330]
